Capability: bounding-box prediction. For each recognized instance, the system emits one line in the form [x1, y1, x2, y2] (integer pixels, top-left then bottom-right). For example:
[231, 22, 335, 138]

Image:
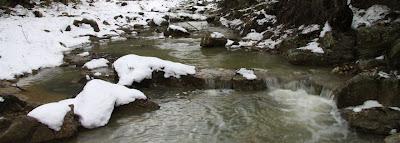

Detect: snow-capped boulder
[164, 25, 190, 37]
[200, 32, 228, 48]
[73, 18, 100, 32]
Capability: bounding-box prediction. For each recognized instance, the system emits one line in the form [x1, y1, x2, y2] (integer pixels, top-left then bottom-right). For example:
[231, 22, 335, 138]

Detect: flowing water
[15, 23, 383, 142]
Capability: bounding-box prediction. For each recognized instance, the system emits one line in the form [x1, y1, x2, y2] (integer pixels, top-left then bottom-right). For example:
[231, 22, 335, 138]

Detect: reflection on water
[65, 89, 381, 143]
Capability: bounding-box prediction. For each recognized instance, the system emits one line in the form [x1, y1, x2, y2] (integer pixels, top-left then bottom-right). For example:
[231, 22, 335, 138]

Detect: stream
[15, 22, 382, 143]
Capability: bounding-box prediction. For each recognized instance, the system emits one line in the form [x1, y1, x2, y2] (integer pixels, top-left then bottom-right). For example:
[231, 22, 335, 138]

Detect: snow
[0, 0, 186, 80]
[319, 21, 332, 38]
[94, 72, 102, 76]
[351, 5, 391, 29]
[152, 17, 167, 26]
[226, 39, 235, 47]
[0, 97, 4, 102]
[243, 30, 263, 41]
[349, 100, 383, 112]
[210, 32, 225, 38]
[83, 58, 109, 69]
[375, 55, 384, 60]
[168, 25, 188, 33]
[300, 24, 320, 34]
[28, 79, 147, 130]
[378, 71, 390, 78]
[237, 68, 257, 80]
[297, 39, 324, 54]
[27, 99, 74, 131]
[78, 52, 90, 57]
[113, 54, 196, 86]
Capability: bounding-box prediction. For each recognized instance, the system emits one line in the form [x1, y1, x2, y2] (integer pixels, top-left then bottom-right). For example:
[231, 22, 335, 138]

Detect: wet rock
[73, 18, 100, 32]
[200, 33, 228, 48]
[385, 133, 400, 143]
[232, 74, 266, 91]
[356, 24, 400, 59]
[115, 99, 160, 114]
[0, 94, 33, 116]
[341, 107, 400, 135]
[120, 2, 127, 6]
[357, 59, 385, 71]
[33, 11, 43, 18]
[335, 72, 400, 108]
[132, 71, 205, 89]
[63, 52, 92, 67]
[0, 105, 78, 143]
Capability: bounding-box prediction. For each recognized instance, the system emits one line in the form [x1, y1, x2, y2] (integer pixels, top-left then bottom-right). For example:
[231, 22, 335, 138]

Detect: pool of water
[13, 23, 381, 142]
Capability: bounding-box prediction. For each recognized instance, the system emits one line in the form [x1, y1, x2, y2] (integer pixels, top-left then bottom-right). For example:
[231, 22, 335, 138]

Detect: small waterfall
[264, 77, 281, 89]
[204, 78, 233, 89]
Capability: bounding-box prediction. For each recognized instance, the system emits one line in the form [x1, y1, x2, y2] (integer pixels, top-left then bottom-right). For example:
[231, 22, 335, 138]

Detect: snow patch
[210, 32, 225, 38]
[243, 30, 263, 41]
[83, 58, 109, 69]
[168, 25, 188, 33]
[297, 39, 324, 54]
[113, 54, 196, 86]
[351, 5, 391, 29]
[348, 100, 383, 112]
[237, 68, 257, 80]
[0, 97, 4, 102]
[300, 24, 320, 34]
[319, 21, 332, 38]
[78, 52, 90, 57]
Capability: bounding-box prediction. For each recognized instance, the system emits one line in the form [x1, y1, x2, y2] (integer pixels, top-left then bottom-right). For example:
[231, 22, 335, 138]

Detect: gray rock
[73, 18, 100, 32]
[341, 107, 400, 135]
[200, 33, 228, 48]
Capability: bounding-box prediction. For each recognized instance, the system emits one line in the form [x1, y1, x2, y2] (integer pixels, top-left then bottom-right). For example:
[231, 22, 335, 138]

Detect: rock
[0, 95, 33, 116]
[65, 25, 71, 31]
[351, 0, 400, 11]
[388, 39, 400, 70]
[335, 72, 400, 108]
[33, 11, 43, 18]
[356, 24, 400, 59]
[131, 71, 205, 89]
[232, 74, 266, 91]
[115, 99, 160, 113]
[73, 18, 100, 32]
[286, 49, 326, 66]
[200, 33, 228, 48]
[385, 133, 400, 143]
[275, 0, 353, 32]
[164, 25, 190, 37]
[341, 107, 400, 135]
[120, 2, 127, 6]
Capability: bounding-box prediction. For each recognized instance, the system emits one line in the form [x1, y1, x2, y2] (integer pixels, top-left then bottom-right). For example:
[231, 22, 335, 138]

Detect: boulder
[73, 18, 100, 32]
[164, 25, 190, 37]
[131, 71, 205, 89]
[385, 133, 400, 143]
[200, 33, 228, 48]
[356, 24, 400, 59]
[232, 74, 266, 91]
[0, 106, 79, 143]
[351, 0, 400, 11]
[275, 0, 353, 31]
[341, 107, 400, 135]
[0, 95, 33, 116]
[388, 39, 400, 70]
[286, 49, 326, 66]
[335, 72, 400, 108]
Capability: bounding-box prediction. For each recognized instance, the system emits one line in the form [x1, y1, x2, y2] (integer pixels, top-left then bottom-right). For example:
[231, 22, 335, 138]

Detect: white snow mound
[113, 54, 196, 86]
[237, 68, 257, 80]
[28, 79, 147, 130]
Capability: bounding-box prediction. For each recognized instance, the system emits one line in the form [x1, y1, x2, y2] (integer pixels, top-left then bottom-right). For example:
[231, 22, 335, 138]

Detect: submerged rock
[341, 107, 400, 135]
[0, 94, 33, 117]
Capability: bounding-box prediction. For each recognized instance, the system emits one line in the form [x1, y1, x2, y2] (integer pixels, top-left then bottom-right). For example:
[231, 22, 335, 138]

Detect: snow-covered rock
[83, 58, 109, 69]
[113, 54, 196, 86]
[210, 32, 225, 38]
[236, 68, 257, 80]
[77, 52, 90, 57]
[243, 30, 263, 41]
[348, 100, 383, 112]
[319, 21, 332, 37]
[27, 79, 147, 130]
[299, 24, 320, 34]
[351, 5, 391, 29]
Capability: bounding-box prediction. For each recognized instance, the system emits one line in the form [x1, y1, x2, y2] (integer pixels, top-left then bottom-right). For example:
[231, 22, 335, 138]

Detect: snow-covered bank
[0, 0, 186, 80]
[28, 79, 147, 130]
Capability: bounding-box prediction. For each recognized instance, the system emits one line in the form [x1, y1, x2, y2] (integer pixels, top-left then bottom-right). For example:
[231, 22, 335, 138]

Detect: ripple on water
[66, 89, 381, 143]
